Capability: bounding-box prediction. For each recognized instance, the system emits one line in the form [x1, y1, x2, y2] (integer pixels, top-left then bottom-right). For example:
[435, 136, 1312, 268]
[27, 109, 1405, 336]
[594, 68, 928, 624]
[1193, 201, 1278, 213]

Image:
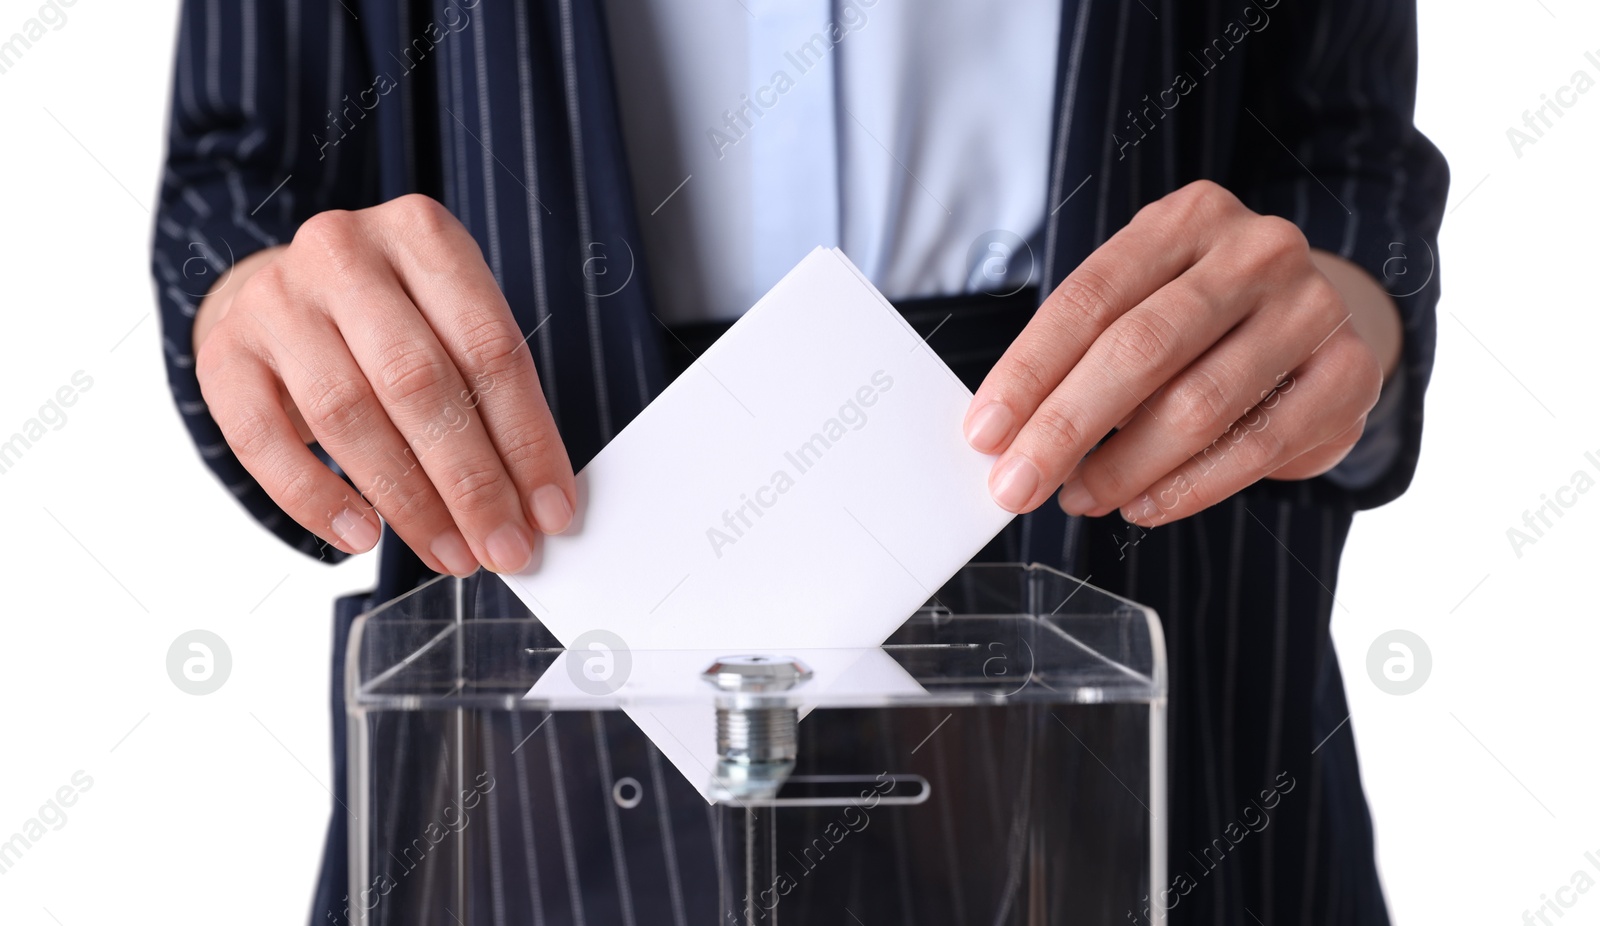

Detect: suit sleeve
[1230, 0, 1449, 511]
[151, 0, 377, 560]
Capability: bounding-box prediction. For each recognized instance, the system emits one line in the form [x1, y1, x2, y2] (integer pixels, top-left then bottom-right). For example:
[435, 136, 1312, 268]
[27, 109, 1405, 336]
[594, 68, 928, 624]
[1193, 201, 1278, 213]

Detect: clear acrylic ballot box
[345, 563, 1166, 925]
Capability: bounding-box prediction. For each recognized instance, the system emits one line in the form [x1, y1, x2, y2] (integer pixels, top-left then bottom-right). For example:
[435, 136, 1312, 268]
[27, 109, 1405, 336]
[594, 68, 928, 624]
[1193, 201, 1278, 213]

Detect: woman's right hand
[193, 194, 574, 576]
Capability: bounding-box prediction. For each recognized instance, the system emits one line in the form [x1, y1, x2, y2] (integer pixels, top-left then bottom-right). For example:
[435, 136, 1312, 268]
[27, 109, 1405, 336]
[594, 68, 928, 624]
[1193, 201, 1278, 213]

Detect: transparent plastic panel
[342, 563, 1166, 926]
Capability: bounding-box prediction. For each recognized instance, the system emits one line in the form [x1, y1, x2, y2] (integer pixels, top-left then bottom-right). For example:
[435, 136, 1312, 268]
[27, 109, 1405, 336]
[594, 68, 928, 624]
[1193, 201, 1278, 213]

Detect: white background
[0, 1, 1594, 923]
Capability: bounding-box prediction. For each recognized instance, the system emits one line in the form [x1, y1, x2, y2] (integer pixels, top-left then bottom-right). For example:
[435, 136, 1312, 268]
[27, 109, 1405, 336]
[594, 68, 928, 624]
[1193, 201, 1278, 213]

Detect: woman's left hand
[964, 179, 1394, 526]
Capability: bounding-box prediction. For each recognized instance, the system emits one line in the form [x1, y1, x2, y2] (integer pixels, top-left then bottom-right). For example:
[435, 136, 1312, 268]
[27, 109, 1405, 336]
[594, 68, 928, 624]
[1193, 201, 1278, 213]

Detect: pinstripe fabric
[153, 0, 664, 565]
[153, 2, 1447, 924]
[506, 711, 549, 926]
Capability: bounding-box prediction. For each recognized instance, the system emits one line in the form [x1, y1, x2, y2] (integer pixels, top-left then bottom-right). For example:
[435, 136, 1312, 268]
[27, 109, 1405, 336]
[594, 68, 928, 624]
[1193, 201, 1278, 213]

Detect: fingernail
[964, 403, 1014, 453]
[485, 523, 534, 573]
[1123, 494, 1159, 524]
[991, 456, 1041, 512]
[530, 485, 574, 534]
[1058, 478, 1095, 516]
[331, 508, 379, 553]
[430, 530, 478, 577]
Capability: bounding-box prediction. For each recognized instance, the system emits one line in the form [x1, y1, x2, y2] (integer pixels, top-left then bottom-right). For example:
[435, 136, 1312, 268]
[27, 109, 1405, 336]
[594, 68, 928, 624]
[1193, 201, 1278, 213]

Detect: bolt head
[701, 655, 813, 691]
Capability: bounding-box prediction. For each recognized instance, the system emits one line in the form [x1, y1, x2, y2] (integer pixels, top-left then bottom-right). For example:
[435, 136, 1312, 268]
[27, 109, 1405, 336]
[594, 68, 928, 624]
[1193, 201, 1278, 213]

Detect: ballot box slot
[728, 773, 931, 808]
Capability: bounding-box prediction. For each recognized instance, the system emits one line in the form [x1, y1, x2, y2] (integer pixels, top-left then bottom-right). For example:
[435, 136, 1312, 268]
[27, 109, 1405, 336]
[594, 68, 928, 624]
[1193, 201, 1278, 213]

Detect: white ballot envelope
[507, 246, 1017, 795]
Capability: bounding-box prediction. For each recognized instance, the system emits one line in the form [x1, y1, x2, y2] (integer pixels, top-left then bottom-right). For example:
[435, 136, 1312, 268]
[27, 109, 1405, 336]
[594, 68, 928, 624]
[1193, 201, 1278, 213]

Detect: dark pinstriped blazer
[152, 1, 1448, 923]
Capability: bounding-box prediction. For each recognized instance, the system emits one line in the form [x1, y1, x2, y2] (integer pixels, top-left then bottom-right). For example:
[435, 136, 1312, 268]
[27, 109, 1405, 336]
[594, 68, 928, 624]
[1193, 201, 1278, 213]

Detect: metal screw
[700, 656, 812, 801]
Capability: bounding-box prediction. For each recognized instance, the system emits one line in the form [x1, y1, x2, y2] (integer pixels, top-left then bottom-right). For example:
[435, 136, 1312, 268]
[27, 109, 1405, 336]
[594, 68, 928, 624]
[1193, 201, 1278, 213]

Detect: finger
[251, 308, 482, 578]
[1118, 336, 1380, 526]
[1060, 276, 1345, 515]
[375, 195, 577, 534]
[295, 210, 538, 573]
[343, 293, 536, 573]
[198, 334, 383, 558]
[992, 253, 1255, 513]
[1268, 415, 1366, 481]
[964, 180, 1242, 455]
